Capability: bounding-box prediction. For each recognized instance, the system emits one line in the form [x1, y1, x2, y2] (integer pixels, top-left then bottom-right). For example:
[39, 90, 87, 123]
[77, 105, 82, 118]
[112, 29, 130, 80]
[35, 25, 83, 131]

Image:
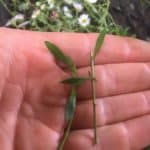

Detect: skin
[0, 28, 150, 150]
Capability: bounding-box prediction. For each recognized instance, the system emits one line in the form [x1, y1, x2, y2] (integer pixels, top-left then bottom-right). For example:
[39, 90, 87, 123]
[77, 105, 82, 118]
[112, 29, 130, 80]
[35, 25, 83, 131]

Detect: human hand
[0, 28, 150, 150]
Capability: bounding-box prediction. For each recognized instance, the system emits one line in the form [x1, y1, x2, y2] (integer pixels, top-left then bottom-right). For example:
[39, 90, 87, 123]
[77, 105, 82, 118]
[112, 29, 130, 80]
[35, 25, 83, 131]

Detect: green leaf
[65, 88, 76, 121]
[61, 77, 90, 86]
[93, 31, 106, 59]
[45, 41, 76, 74]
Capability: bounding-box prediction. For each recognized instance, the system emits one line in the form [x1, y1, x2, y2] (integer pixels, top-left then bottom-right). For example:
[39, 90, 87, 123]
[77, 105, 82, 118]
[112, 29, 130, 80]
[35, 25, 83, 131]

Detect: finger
[0, 46, 11, 99]
[72, 90, 150, 129]
[65, 115, 150, 150]
[77, 62, 150, 99]
[0, 82, 23, 127]
[0, 82, 23, 150]
[0, 46, 26, 134]
[1, 28, 150, 68]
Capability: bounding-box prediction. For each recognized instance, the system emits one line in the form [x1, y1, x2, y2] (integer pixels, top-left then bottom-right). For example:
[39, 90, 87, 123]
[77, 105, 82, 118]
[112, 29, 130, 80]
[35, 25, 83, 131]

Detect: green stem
[90, 51, 98, 144]
[58, 118, 73, 150]
[0, 0, 14, 16]
[58, 88, 76, 150]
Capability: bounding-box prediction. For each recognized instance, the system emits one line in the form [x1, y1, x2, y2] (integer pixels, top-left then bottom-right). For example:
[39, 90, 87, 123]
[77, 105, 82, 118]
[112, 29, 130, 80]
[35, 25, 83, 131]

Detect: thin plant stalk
[90, 51, 98, 144]
[45, 31, 106, 149]
[90, 31, 106, 144]
[0, 0, 14, 16]
[58, 88, 76, 150]
[58, 117, 74, 150]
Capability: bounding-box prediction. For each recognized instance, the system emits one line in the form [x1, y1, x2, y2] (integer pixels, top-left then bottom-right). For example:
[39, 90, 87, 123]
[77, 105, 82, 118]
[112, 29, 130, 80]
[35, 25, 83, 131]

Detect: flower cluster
[31, 0, 95, 27]
[4, 0, 128, 35]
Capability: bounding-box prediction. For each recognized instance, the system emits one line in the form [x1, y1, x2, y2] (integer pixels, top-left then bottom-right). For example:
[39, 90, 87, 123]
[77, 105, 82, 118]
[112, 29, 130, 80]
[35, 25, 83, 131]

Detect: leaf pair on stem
[45, 41, 84, 150]
[45, 31, 106, 150]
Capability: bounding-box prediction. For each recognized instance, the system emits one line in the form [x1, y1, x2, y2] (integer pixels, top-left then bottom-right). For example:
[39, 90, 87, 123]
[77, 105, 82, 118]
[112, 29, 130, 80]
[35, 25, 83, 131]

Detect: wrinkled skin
[0, 28, 150, 150]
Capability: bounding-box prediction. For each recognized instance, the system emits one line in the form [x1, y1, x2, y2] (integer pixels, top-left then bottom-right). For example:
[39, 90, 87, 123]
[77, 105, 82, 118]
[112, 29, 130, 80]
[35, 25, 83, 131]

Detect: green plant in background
[0, 0, 128, 35]
[140, 0, 150, 6]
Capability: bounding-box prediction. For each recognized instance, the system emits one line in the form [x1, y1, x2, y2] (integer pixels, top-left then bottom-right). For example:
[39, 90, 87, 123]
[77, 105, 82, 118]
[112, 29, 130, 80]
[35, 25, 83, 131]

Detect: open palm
[0, 28, 150, 150]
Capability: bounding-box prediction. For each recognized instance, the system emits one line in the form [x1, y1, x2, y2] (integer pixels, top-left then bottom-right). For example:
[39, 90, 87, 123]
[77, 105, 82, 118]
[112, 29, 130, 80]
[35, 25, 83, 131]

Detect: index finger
[0, 28, 150, 68]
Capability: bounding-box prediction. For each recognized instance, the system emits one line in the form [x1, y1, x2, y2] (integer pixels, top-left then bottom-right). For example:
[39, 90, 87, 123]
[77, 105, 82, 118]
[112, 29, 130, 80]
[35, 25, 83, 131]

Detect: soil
[0, 0, 150, 41]
[110, 0, 150, 41]
[0, 0, 10, 26]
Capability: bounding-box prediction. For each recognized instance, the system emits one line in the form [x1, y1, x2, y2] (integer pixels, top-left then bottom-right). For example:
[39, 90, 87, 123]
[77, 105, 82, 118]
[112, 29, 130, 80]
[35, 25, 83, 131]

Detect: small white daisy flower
[5, 20, 12, 26]
[40, 4, 46, 10]
[31, 10, 41, 19]
[56, 6, 61, 12]
[5, 14, 24, 26]
[13, 14, 24, 20]
[129, 3, 135, 10]
[47, 0, 54, 9]
[78, 14, 90, 27]
[35, 1, 41, 6]
[73, 2, 83, 12]
[63, 6, 73, 18]
[47, 0, 53, 4]
[64, 0, 73, 5]
[65, 12, 73, 18]
[63, 6, 69, 12]
[85, 0, 98, 4]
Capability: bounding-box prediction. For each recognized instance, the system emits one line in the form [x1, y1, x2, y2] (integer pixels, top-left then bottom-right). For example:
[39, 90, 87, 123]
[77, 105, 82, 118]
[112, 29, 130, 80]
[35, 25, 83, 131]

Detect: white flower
[13, 14, 24, 20]
[40, 4, 46, 10]
[78, 14, 90, 27]
[73, 2, 83, 12]
[56, 6, 61, 12]
[63, 6, 69, 12]
[64, 0, 73, 5]
[47, 0, 53, 4]
[31, 10, 41, 19]
[35, 1, 41, 6]
[47, 0, 54, 9]
[85, 0, 98, 3]
[5, 20, 12, 26]
[63, 6, 72, 18]
[129, 3, 135, 10]
[5, 14, 24, 26]
[65, 12, 73, 18]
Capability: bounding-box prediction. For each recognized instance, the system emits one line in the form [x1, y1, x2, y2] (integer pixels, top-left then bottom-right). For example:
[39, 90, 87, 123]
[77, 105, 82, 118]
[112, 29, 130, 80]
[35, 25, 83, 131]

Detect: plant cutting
[45, 31, 106, 149]
[89, 31, 106, 144]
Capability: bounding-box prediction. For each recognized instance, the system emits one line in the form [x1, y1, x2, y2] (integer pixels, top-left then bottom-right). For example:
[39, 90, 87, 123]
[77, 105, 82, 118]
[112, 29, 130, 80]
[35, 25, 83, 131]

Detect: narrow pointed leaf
[61, 77, 90, 86]
[93, 31, 106, 59]
[45, 41, 76, 74]
[65, 88, 76, 121]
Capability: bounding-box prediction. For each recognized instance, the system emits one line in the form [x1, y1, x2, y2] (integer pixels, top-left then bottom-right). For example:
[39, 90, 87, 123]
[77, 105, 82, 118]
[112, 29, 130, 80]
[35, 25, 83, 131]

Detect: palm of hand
[0, 28, 150, 150]
[0, 30, 69, 150]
